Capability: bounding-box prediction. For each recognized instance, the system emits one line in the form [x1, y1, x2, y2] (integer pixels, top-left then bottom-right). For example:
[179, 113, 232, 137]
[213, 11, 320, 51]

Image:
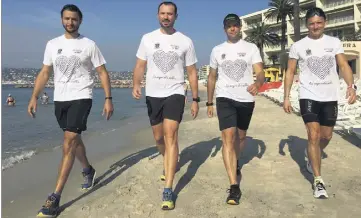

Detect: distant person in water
[41, 92, 49, 104]
[6, 94, 15, 106]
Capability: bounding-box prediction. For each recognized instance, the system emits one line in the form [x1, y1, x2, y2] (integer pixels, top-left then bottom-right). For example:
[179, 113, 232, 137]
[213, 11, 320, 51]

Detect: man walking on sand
[283, 7, 357, 199]
[132, 1, 199, 210]
[28, 4, 113, 217]
[207, 14, 264, 205]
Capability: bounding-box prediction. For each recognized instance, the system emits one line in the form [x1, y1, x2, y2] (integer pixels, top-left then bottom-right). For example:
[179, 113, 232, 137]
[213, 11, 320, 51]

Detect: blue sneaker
[81, 166, 96, 190]
[37, 194, 60, 217]
[161, 190, 175, 210]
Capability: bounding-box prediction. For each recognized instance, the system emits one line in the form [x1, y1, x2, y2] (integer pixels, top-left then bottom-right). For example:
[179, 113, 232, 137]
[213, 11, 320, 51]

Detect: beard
[159, 19, 174, 28]
[62, 23, 79, 34]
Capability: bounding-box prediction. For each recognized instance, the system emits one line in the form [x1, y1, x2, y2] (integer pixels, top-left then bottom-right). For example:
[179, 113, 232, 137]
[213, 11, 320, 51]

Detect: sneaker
[226, 185, 241, 205]
[37, 194, 60, 217]
[305, 149, 314, 174]
[161, 190, 175, 210]
[313, 180, 328, 199]
[160, 169, 165, 181]
[81, 166, 97, 190]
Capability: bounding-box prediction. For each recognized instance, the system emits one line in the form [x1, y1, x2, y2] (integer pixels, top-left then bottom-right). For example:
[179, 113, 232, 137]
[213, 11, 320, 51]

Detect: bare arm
[186, 64, 198, 99]
[336, 53, 354, 86]
[253, 62, 265, 88]
[31, 65, 52, 100]
[284, 59, 297, 100]
[132, 58, 147, 87]
[207, 67, 217, 103]
[96, 65, 112, 98]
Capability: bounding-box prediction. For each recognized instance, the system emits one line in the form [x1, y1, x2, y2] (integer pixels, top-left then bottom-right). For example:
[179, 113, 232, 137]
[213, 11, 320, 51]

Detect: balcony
[300, 0, 314, 3]
[264, 17, 282, 26]
[264, 45, 281, 52]
[327, 15, 354, 28]
[323, 0, 354, 12]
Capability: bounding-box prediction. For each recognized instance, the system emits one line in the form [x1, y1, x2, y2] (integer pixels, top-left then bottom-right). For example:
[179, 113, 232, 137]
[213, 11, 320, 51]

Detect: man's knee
[63, 131, 80, 154]
[320, 132, 332, 142]
[154, 135, 165, 145]
[222, 129, 236, 147]
[237, 130, 247, 143]
[307, 129, 320, 144]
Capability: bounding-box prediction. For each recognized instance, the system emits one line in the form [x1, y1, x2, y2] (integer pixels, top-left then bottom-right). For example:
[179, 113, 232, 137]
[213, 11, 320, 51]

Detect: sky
[2, 0, 269, 71]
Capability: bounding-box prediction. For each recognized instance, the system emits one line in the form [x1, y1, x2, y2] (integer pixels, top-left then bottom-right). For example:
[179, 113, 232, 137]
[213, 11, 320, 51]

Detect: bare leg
[75, 136, 90, 169]
[320, 126, 333, 150]
[54, 131, 79, 194]
[305, 122, 321, 177]
[221, 127, 237, 185]
[151, 123, 165, 156]
[163, 119, 179, 189]
[235, 129, 247, 160]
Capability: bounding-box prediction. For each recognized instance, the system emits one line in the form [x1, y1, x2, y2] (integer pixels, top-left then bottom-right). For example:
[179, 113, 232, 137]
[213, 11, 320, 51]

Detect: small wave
[2, 150, 37, 170]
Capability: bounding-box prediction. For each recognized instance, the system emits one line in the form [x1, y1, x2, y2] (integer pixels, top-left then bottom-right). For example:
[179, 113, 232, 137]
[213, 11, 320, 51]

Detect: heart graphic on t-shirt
[306, 55, 334, 80]
[55, 55, 81, 80]
[221, 59, 248, 82]
[153, 50, 179, 73]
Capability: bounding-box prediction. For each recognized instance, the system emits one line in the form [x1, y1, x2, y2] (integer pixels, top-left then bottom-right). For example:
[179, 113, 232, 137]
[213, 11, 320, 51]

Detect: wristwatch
[348, 84, 357, 90]
[105, 97, 113, 100]
[206, 102, 213, 106]
[192, 97, 200, 102]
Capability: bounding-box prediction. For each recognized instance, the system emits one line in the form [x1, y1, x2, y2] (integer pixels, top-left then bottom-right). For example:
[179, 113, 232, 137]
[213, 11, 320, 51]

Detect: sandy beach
[2, 91, 361, 218]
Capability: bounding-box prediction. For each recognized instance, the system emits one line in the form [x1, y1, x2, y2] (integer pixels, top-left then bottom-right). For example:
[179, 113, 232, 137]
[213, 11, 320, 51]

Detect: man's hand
[27, 97, 37, 118]
[283, 98, 293, 114]
[132, 85, 142, 100]
[346, 87, 356, 104]
[191, 101, 199, 119]
[102, 100, 114, 120]
[247, 83, 260, 96]
[207, 105, 214, 118]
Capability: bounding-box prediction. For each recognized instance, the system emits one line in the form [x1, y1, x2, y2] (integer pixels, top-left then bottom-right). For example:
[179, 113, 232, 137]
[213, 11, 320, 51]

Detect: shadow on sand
[279, 136, 315, 185]
[173, 136, 266, 201]
[58, 146, 158, 215]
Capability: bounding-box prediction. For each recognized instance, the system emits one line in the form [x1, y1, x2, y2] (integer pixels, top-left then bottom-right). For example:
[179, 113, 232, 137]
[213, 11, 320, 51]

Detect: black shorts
[146, 94, 185, 126]
[299, 99, 338, 127]
[216, 97, 255, 131]
[54, 99, 92, 134]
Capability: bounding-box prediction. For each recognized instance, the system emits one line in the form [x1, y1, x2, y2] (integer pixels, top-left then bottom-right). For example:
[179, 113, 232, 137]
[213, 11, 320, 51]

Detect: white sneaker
[305, 148, 313, 174]
[313, 180, 328, 199]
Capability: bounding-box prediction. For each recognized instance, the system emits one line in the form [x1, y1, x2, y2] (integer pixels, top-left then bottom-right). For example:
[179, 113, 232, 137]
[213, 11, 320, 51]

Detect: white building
[239, 0, 361, 78]
[198, 65, 210, 80]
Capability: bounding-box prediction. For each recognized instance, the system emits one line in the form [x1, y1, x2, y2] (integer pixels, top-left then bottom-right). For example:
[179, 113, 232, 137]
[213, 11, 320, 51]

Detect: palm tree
[266, 0, 294, 73]
[343, 29, 361, 41]
[244, 22, 280, 61]
[293, 0, 301, 42]
[266, 0, 294, 51]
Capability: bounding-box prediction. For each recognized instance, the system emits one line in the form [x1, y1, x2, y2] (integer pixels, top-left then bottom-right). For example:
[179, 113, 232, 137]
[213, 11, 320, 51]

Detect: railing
[327, 15, 354, 24]
[264, 18, 279, 25]
[324, 0, 353, 9]
[265, 45, 281, 52]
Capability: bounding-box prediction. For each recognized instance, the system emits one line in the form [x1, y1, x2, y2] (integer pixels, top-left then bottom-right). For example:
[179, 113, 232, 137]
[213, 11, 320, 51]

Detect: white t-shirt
[43, 35, 106, 101]
[136, 29, 197, 98]
[210, 39, 262, 102]
[289, 35, 343, 101]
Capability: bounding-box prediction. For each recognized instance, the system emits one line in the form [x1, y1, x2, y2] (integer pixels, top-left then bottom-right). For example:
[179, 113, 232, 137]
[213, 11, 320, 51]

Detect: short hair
[61, 4, 83, 20]
[305, 7, 326, 23]
[158, 1, 177, 14]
